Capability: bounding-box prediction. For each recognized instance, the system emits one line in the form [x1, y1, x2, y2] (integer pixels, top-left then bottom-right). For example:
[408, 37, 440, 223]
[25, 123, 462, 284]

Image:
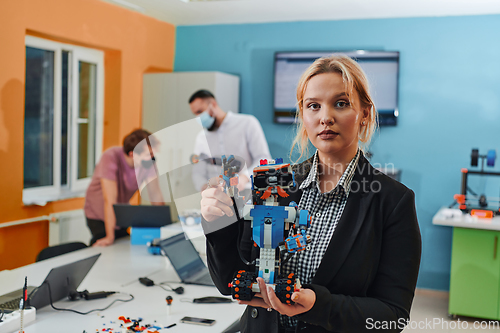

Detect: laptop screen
[113, 204, 172, 228]
[160, 234, 205, 281]
[31, 254, 101, 309]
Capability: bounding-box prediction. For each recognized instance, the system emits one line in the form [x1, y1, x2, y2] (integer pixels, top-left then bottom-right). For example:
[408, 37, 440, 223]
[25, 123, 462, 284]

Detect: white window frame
[23, 36, 104, 205]
[70, 45, 104, 192]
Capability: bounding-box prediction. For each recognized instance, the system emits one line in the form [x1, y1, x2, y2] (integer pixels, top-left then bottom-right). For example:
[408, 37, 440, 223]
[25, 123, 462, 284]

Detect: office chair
[36, 242, 88, 262]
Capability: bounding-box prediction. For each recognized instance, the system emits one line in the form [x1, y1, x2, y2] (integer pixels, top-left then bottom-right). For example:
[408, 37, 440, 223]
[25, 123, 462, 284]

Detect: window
[23, 36, 104, 204]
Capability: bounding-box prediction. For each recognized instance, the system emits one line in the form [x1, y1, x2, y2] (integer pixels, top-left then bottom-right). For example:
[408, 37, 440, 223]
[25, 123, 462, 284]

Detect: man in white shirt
[189, 90, 271, 194]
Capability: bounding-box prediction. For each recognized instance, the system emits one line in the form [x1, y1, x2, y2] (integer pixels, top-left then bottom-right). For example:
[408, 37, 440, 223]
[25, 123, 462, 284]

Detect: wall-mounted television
[273, 51, 400, 126]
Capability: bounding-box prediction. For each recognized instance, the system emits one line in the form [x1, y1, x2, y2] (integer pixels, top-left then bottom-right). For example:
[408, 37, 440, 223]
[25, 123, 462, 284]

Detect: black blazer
[204, 154, 422, 333]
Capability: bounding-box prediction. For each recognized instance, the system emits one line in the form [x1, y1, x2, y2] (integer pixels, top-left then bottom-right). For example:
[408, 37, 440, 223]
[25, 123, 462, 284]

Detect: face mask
[141, 157, 155, 169]
[197, 111, 215, 130]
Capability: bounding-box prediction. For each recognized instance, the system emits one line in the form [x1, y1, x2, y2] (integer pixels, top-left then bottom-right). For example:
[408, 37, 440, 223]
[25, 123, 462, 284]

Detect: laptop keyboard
[0, 297, 21, 310]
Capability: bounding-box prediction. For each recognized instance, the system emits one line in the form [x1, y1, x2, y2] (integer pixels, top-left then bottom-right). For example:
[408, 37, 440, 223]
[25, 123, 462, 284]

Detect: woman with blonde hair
[201, 55, 421, 333]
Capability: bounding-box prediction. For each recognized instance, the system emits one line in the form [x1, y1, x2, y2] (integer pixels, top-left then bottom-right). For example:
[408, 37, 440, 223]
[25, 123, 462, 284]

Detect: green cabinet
[449, 227, 500, 319]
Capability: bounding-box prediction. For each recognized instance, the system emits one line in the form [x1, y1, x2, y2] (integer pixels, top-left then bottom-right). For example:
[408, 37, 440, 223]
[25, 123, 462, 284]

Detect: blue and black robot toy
[219, 155, 311, 305]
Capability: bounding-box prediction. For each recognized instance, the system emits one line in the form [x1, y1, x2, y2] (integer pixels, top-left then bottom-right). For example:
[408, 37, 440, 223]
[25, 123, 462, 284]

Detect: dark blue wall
[175, 15, 500, 290]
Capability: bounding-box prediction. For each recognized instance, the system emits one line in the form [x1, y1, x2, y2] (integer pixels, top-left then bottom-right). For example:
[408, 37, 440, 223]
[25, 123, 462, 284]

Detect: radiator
[49, 210, 91, 246]
[0, 210, 91, 246]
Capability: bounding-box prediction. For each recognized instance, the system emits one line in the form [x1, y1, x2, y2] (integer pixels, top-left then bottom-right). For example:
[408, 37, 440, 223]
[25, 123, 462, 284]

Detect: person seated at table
[84, 129, 164, 247]
[200, 55, 421, 332]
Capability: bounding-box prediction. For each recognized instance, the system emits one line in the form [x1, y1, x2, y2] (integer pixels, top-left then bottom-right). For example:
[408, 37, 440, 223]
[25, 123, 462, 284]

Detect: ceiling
[101, 0, 500, 26]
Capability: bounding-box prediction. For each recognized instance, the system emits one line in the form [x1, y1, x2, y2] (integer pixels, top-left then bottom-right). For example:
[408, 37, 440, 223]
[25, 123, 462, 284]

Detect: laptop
[113, 204, 172, 228]
[159, 233, 214, 286]
[0, 254, 100, 310]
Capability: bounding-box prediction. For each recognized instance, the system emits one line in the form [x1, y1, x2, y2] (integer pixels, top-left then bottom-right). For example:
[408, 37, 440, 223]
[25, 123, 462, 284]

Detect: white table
[432, 207, 500, 231]
[0, 234, 244, 333]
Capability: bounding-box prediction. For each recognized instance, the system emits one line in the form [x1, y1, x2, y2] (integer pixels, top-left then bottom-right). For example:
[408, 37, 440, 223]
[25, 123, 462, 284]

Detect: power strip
[0, 307, 36, 333]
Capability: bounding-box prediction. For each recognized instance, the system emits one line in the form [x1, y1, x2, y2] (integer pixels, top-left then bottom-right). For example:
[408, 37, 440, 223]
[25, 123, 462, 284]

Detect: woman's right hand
[200, 177, 235, 222]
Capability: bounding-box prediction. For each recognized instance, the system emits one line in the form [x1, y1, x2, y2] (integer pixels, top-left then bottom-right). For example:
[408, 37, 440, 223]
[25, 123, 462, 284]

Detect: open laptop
[159, 233, 214, 286]
[113, 204, 172, 228]
[0, 254, 100, 310]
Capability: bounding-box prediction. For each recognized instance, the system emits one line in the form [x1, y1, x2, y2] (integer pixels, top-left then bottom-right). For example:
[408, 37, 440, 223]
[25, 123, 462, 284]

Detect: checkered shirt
[280, 149, 360, 328]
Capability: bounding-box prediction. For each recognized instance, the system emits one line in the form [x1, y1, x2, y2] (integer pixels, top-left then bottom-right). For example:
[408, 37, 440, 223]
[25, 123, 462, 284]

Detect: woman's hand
[238, 277, 316, 317]
[237, 174, 250, 193]
[200, 177, 235, 222]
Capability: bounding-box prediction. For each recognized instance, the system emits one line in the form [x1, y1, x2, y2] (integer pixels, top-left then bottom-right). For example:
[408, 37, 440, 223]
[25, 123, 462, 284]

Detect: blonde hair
[290, 54, 378, 161]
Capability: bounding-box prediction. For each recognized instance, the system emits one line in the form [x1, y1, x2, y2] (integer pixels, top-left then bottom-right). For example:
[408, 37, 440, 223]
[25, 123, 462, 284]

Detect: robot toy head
[251, 159, 295, 204]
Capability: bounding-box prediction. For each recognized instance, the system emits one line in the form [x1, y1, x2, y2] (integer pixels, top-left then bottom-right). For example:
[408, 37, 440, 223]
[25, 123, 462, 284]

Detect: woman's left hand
[238, 277, 316, 317]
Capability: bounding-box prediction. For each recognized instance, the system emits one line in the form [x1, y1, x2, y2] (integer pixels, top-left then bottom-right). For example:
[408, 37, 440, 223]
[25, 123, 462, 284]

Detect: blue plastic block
[299, 210, 310, 227]
[131, 227, 161, 245]
[250, 205, 287, 248]
[147, 246, 162, 255]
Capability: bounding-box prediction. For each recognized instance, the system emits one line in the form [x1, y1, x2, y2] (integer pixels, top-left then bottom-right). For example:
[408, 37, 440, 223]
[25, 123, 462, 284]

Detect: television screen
[273, 51, 400, 126]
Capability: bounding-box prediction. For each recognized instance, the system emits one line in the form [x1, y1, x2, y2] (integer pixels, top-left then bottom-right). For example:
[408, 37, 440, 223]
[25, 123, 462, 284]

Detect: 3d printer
[454, 149, 500, 218]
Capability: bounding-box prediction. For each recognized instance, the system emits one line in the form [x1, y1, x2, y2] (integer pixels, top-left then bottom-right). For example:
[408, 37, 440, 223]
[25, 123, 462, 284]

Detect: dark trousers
[86, 217, 129, 245]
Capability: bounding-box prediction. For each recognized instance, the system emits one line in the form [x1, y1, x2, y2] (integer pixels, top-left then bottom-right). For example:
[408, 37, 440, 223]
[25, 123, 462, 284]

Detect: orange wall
[0, 0, 175, 269]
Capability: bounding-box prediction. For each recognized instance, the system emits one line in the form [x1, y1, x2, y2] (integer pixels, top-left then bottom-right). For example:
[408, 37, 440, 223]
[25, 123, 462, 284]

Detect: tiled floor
[405, 289, 499, 332]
